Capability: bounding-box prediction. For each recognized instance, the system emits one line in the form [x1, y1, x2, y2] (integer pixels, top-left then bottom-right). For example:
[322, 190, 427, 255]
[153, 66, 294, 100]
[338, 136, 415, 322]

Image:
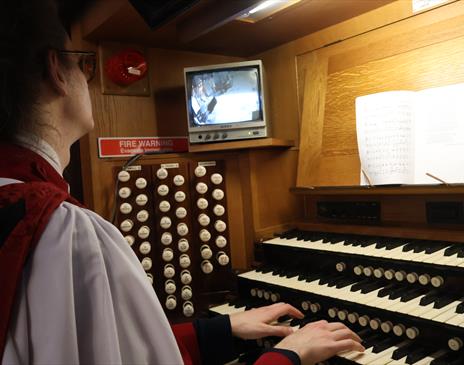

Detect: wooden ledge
[188, 138, 295, 153]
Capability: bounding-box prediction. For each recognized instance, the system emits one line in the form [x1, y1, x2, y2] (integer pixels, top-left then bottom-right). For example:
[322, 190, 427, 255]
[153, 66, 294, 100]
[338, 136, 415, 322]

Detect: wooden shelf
[291, 184, 464, 196]
[188, 138, 295, 153]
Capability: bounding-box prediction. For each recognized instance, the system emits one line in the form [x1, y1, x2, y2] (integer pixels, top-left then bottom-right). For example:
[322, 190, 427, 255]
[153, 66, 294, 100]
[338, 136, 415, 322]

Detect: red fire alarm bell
[104, 48, 148, 86]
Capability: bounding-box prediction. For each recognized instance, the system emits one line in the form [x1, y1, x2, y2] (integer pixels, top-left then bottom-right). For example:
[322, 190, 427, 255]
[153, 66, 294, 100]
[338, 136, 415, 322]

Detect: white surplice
[1, 138, 183, 365]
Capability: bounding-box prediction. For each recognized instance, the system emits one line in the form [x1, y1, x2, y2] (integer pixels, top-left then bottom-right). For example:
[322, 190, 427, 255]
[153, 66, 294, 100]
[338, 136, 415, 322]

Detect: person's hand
[274, 320, 364, 365]
[229, 302, 304, 340]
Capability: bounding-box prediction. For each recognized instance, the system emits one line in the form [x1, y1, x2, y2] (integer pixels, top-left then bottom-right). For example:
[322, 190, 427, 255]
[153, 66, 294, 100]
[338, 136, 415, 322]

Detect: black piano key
[402, 242, 417, 252]
[360, 281, 385, 294]
[457, 248, 464, 258]
[335, 276, 359, 289]
[389, 286, 411, 300]
[372, 337, 402, 354]
[419, 291, 439, 306]
[444, 245, 461, 256]
[455, 301, 464, 313]
[392, 342, 417, 360]
[277, 315, 292, 323]
[375, 238, 388, 249]
[326, 275, 347, 287]
[413, 243, 427, 253]
[401, 287, 427, 302]
[362, 334, 384, 350]
[359, 237, 377, 247]
[318, 273, 339, 286]
[441, 353, 464, 365]
[350, 279, 372, 292]
[385, 239, 407, 250]
[406, 346, 436, 364]
[430, 351, 455, 365]
[377, 283, 401, 298]
[425, 242, 450, 254]
[433, 295, 456, 309]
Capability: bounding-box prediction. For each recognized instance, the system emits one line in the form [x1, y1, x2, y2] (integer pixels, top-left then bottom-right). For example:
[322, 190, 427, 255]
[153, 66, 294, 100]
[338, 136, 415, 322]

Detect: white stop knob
[117, 170, 130, 182]
[177, 223, 189, 236]
[213, 204, 225, 216]
[196, 182, 208, 194]
[175, 191, 186, 202]
[141, 257, 152, 271]
[194, 165, 207, 177]
[198, 213, 210, 226]
[146, 273, 154, 285]
[210, 173, 223, 184]
[395, 270, 407, 282]
[176, 207, 187, 219]
[181, 286, 193, 300]
[183, 301, 194, 317]
[135, 177, 147, 189]
[301, 301, 310, 311]
[139, 241, 151, 254]
[353, 265, 363, 276]
[124, 235, 135, 246]
[359, 315, 370, 327]
[406, 327, 419, 339]
[197, 198, 208, 209]
[216, 235, 227, 248]
[407, 272, 419, 284]
[328, 308, 338, 318]
[165, 280, 176, 294]
[212, 189, 224, 200]
[178, 238, 189, 252]
[160, 216, 172, 229]
[348, 312, 359, 324]
[393, 324, 405, 337]
[419, 274, 431, 285]
[335, 262, 346, 272]
[384, 269, 395, 280]
[165, 295, 177, 310]
[363, 266, 374, 277]
[449, 337, 463, 351]
[369, 318, 381, 330]
[310, 303, 321, 313]
[120, 219, 133, 232]
[157, 184, 169, 196]
[214, 220, 227, 232]
[138, 226, 150, 239]
[173, 174, 185, 186]
[201, 245, 213, 259]
[381, 321, 393, 333]
[217, 251, 229, 266]
[135, 194, 148, 206]
[162, 248, 174, 262]
[161, 232, 172, 246]
[201, 260, 214, 274]
[337, 310, 348, 321]
[181, 270, 192, 285]
[119, 203, 132, 214]
[374, 268, 385, 279]
[164, 265, 175, 278]
[136, 210, 149, 222]
[159, 200, 171, 212]
[199, 229, 211, 242]
[156, 168, 168, 179]
[431, 275, 444, 288]
[179, 254, 191, 268]
[118, 187, 131, 199]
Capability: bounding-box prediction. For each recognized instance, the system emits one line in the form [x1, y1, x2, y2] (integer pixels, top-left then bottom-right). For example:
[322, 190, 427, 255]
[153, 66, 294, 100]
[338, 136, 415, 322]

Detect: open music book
[356, 83, 464, 185]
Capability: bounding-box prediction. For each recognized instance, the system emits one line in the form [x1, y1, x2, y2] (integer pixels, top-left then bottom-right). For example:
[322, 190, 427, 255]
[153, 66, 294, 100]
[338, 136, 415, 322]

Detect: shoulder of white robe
[3, 202, 183, 365]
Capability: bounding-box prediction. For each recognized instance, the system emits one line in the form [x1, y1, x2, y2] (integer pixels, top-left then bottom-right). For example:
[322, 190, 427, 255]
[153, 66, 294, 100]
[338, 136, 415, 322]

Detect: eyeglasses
[57, 50, 97, 82]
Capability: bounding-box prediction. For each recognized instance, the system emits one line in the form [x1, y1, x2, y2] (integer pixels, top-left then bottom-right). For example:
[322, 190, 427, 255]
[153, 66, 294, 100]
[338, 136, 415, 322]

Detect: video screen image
[188, 67, 262, 126]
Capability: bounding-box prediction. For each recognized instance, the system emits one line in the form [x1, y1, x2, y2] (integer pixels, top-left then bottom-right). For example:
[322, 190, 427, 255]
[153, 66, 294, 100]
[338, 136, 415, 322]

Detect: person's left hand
[229, 302, 304, 340]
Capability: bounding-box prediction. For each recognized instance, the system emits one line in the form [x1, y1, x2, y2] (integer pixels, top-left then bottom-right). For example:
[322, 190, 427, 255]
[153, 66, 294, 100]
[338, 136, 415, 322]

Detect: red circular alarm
[105, 49, 147, 86]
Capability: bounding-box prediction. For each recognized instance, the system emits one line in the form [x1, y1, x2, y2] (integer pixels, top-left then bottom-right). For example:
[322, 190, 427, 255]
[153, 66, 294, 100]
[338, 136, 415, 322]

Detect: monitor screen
[185, 64, 263, 128]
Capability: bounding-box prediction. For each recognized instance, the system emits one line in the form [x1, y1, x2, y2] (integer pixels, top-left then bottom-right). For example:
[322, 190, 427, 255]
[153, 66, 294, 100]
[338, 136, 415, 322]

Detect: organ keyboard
[210, 229, 464, 364]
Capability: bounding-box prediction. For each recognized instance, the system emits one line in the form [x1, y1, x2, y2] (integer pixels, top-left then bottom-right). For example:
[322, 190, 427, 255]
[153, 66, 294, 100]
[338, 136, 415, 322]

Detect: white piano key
[363, 341, 410, 365]
[409, 349, 448, 365]
[420, 300, 463, 321]
[420, 246, 453, 263]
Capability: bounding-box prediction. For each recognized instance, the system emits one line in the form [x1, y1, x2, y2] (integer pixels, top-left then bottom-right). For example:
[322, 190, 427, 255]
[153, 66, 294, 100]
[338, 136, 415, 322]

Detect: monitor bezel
[184, 60, 267, 133]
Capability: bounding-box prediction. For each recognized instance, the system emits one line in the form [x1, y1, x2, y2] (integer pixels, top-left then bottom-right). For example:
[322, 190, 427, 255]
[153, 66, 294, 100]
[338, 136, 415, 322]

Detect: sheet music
[356, 91, 416, 185]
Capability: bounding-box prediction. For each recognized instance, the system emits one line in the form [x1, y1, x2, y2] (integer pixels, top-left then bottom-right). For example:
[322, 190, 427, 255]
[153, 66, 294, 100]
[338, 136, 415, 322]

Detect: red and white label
[98, 137, 189, 158]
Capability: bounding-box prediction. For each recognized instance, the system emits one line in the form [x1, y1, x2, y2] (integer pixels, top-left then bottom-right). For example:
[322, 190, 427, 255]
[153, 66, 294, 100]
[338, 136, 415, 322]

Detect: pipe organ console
[210, 229, 464, 364]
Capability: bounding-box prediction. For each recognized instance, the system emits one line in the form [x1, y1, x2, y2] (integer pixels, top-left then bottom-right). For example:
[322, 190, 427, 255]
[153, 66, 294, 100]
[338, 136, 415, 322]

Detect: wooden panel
[296, 1, 464, 187]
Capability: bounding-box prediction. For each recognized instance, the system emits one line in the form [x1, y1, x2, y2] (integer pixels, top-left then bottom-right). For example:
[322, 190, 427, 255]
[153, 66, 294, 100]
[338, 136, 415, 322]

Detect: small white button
[141, 257, 152, 271]
[196, 182, 208, 194]
[119, 202, 132, 214]
[173, 175, 185, 186]
[250, 288, 258, 297]
[162, 248, 174, 262]
[301, 301, 310, 311]
[201, 245, 213, 259]
[178, 238, 189, 252]
[310, 303, 320, 313]
[353, 265, 363, 276]
[216, 235, 227, 248]
[197, 198, 208, 209]
[217, 251, 229, 266]
[179, 254, 191, 268]
[164, 265, 175, 278]
[201, 260, 214, 274]
[138, 226, 150, 239]
[177, 223, 189, 236]
[183, 301, 194, 317]
[147, 273, 154, 285]
[213, 204, 225, 216]
[124, 235, 135, 246]
[120, 219, 133, 232]
[270, 293, 280, 303]
[395, 270, 407, 282]
[212, 189, 224, 200]
[194, 165, 207, 177]
[448, 337, 463, 351]
[419, 274, 431, 285]
[136, 210, 149, 222]
[337, 310, 348, 321]
[257, 289, 264, 298]
[335, 262, 346, 272]
[181, 270, 192, 285]
[156, 168, 168, 179]
[198, 213, 210, 226]
[406, 327, 419, 340]
[181, 286, 193, 300]
[175, 191, 186, 202]
[384, 269, 396, 280]
[407, 272, 419, 284]
[165, 295, 177, 310]
[363, 266, 374, 277]
[135, 194, 148, 206]
[393, 324, 406, 337]
[165, 280, 176, 294]
[135, 177, 147, 189]
[139, 241, 151, 254]
[369, 318, 381, 330]
[210, 173, 223, 185]
[431, 275, 444, 288]
[263, 291, 271, 301]
[199, 229, 211, 242]
[176, 207, 188, 219]
[118, 187, 131, 199]
[117, 170, 130, 182]
[157, 184, 169, 196]
[374, 268, 385, 279]
[328, 308, 338, 318]
[359, 315, 370, 327]
[160, 216, 172, 229]
[348, 312, 359, 324]
[159, 200, 171, 212]
[381, 321, 393, 333]
[214, 220, 227, 232]
[161, 232, 173, 245]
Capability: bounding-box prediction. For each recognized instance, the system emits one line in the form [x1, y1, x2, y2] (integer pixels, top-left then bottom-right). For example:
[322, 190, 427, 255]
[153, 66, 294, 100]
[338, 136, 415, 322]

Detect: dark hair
[0, 0, 92, 141]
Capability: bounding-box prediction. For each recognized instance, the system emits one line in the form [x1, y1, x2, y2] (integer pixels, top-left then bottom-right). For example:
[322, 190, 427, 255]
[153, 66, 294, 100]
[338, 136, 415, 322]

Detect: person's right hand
[274, 320, 364, 365]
